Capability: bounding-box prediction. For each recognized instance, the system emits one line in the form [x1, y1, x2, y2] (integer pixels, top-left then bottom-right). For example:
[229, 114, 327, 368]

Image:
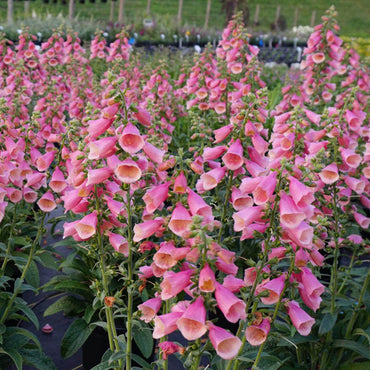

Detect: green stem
[0, 203, 18, 275]
[217, 170, 233, 244]
[337, 245, 357, 295]
[126, 185, 134, 370]
[191, 339, 202, 370]
[0, 212, 46, 325]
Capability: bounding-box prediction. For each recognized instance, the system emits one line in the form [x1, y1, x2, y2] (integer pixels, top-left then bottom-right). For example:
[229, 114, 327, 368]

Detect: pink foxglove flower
[114, 158, 142, 183]
[37, 191, 57, 213]
[233, 205, 264, 232]
[253, 172, 277, 205]
[215, 283, 246, 323]
[199, 263, 216, 292]
[279, 191, 306, 229]
[49, 166, 67, 193]
[168, 203, 192, 237]
[286, 300, 315, 336]
[208, 322, 242, 360]
[143, 142, 165, 164]
[187, 189, 214, 225]
[288, 176, 315, 208]
[118, 122, 145, 154]
[86, 168, 113, 186]
[160, 270, 193, 300]
[133, 218, 163, 242]
[138, 297, 162, 323]
[176, 296, 207, 340]
[143, 182, 171, 214]
[222, 139, 244, 170]
[173, 171, 187, 194]
[319, 163, 339, 185]
[158, 341, 185, 360]
[88, 137, 117, 159]
[200, 167, 227, 190]
[74, 212, 98, 240]
[245, 318, 271, 346]
[153, 312, 183, 339]
[257, 275, 285, 305]
[108, 232, 129, 256]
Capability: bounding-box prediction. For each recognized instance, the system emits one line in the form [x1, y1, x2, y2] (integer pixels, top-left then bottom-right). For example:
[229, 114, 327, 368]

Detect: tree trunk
[146, 0, 151, 15]
[110, 0, 115, 22]
[118, 0, 125, 24]
[7, 0, 14, 25]
[69, 0, 75, 21]
[204, 0, 211, 29]
[24, 0, 30, 16]
[177, 0, 183, 27]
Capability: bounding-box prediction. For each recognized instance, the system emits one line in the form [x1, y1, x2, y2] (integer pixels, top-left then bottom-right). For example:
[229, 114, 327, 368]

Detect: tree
[220, 0, 250, 26]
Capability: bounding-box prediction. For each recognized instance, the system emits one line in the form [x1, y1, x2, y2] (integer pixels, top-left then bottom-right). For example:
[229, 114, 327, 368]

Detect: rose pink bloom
[134, 106, 151, 127]
[319, 163, 339, 185]
[0, 201, 8, 223]
[88, 118, 114, 140]
[222, 139, 244, 170]
[23, 187, 38, 203]
[173, 171, 187, 194]
[158, 341, 184, 360]
[239, 177, 261, 193]
[7, 188, 22, 203]
[199, 263, 216, 292]
[177, 296, 207, 340]
[118, 122, 145, 154]
[138, 265, 154, 280]
[143, 182, 171, 214]
[345, 110, 365, 130]
[133, 218, 163, 242]
[245, 159, 267, 177]
[208, 322, 242, 360]
[36, 151, 55, 172]
[231, 187, 253, 211]
[88, 137, 117, 159]
[25, 172, 47, 189]
[223, 275, 245, 293]
[200, 167, 227, 191]
[214, 124, 233, 143]
[253, 172, 277, 205]
[258, 274, 286, 305]
[215, 283, 246, 323]
[143, 141, 165, 164]
[215, 257, 238, 275]
[295, 247, 309, 267]
[312, 52, 325, 64]
[86, 168, 113, 186]
[341, 148, 362, 169]
[153, 311, 183, 339]
[37, 191, 57, 213]
[187, 189, 214, 225]
[168, 203, 192, 237]
[203, 146, 228, 161]
[153, 242, 190, 269]
[344, 176, 365, 194]
[113, 158, 142, 184]
[286, 300, 315, 336]
[75, 212, 98, 240]
[354, 212, 370, 229]
[289, 176, 315, 208]
[160, 270, 193, 300]
[285, 222, 313, 248]
[138, 297, 162, 323]
[49, 166, 67, 193]
[108, 232, 128, 256]
[233, 205, 264, 232]
[279, 191, 306, 229]
[61, 189, 82, 212]
[245, 318, 271, 346]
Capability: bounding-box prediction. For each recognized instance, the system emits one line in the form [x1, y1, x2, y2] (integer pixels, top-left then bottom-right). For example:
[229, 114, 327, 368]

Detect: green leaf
[333, 340, 370, 359]
[353, 329, 370, 344]
[4, 327, 41, 350]
[133, 326, 153, 359]
[16, 300, 39, 329]
[61, 319, 93, 359]
[319, 312, 338, 336]
[44, 295, 86, 317]
[339, 362, 370, 370]
[36, 251, 59, 270]
[12, 236, 31, 246]
[24, 260, 39, 289]
[90, 360, 115, 370]
[131, 353, 152, 369]
[0, 276, 11, 289]
[83, 304, 96, 324]
[53, 280, 92, 299]
[0, 348, 22, 370]
[20, 348, 57, 370]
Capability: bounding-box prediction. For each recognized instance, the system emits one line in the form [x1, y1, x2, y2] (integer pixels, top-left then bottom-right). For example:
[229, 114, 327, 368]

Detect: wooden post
[254, 4, 260, 26]
[177, 0, 183, 27]
[7, 0, 14, 25]
[118, 0, 125, 24]
[146, 0, 151, 14]
[310, 10, 316, 27]
[293, 7, 298, 27]
[24, 0, 30, 16]
[110, 0, 115, 22]
[275, 5, 280, 29]
[204, 0, 211, 29]
[69, 0, 75, 21]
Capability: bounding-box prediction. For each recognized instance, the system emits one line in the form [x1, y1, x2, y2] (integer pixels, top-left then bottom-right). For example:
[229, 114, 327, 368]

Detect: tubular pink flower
[23, 187, 38, 203]
[160, 270, 193, 300]
[245, 318, 271, 346]
[286, 300, 315, 336]
[223, 275, 245, 293]
[138, 297, 162, 323]
[203, 146, 228, 161]
[143, 141, 165, 164]
[231, 187, 253, 211]
[133, 218, 163, 242]
[253, 172, 277, 205]
[75, 212, 98, 240]
[285, 222, 313, 248]
[88, 118, 114, 140]
[168, 202, 192, 237]
[215, 283, 246, 323]
[354, 212, 370, 229]
[153, 312, 183, 339]
[86, 168, 113, 186]
[199, 263, 216, 292]
[187, 189, 214, 225]
[279, 191, 306, 229]
[114, 158, 142, 183]
[208, 322, 242, 360]
[319, 163, 339, 185]
[158, 342, 185, 360]
[7, 188, 22, 203]
[134, 106, 152, 127]
[214, 124, 233, 143]
[233, 205, 264, 232]
[108, 232, 129, 256]
[200, 167, 227, 191]
[36, 151, 55, 172]
[312, 52, 325, 64]
[289, 176, 315, 208]
[222, 139, 244, 170]
[143, 182, 171, 214]
[177, 297, 207, 341]
[88, 137, 117, 159]
[118, 122, 144, 154]
[37, 191, 57, 212]
[49, 166, 67, 193]
[257, 275, 285, 305]
[173, 171, 187, 194]
[153, 242, 190, 270]
[344, 176, 365, 194]
[341, 148, 361, 169]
